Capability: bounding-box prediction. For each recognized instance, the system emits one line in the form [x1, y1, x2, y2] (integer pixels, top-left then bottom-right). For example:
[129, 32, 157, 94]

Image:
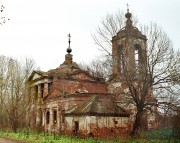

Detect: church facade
[27, 10, 157, 138]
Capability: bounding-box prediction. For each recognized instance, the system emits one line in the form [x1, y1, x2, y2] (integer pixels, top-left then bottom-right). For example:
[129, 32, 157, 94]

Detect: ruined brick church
[27, 10, 157, 137]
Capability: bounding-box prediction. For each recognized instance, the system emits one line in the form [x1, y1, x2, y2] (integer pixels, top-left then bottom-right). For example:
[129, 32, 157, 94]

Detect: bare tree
[79, 55, 112, 81]
[92, 10, 180, 136]
[170, 51, 180, 85]
[0, 56, 37, 132]
[0, 4, 10, 25]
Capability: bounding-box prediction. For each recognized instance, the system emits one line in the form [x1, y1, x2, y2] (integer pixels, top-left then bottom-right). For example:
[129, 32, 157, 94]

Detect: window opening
[135, 48, 139, 69]
[119, 45, 124, 73]
[135, 44, 142, 73]
[41, 84, 44, 98]
[35, 86, 38, 100]
[48, 83, 52, 93]
[46, 111, 50, 124]
[53, 110, 57, 124]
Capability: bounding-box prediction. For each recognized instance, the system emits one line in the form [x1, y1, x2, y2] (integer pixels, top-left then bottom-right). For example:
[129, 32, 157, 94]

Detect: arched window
[118, 45, 124, 73]
[134, 44, 142, 73]
[46, 111, 50, 124]
[53, 109, 57, 124]
[135, 48, 139, 67]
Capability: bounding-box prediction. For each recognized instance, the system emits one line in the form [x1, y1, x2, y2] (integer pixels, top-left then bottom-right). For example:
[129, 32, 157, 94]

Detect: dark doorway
[74, 121, 79, 134]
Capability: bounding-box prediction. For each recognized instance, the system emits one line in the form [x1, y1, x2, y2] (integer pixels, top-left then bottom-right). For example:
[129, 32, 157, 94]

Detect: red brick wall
[51, 79, 107, 96]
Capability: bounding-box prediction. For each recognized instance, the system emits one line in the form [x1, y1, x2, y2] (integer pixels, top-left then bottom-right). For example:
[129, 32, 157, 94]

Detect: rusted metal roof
[47, 63, 80, 77]
[65, 95, 130, 117]
[47, 63, 102, 81]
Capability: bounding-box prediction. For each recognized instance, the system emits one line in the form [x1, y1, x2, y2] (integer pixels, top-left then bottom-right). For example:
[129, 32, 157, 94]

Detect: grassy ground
[0, 128, 179, 143]
[0, 132, 99, 143]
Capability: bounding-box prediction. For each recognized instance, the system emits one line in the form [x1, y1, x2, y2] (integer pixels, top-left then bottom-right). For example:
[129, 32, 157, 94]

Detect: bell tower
[111, 9, 147, 78]
[108, 8, 158, 131]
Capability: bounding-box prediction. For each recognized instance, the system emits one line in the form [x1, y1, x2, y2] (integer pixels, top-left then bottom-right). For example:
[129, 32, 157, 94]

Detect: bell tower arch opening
[134, 44, 142, 73]
[118, 44, 125, 73]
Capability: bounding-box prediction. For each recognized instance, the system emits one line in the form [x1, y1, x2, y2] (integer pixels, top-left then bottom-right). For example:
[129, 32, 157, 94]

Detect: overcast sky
[0, 0, 179, 71]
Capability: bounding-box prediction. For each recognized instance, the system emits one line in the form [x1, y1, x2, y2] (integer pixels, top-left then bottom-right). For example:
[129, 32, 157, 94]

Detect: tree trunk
[131, 110, 143, 136]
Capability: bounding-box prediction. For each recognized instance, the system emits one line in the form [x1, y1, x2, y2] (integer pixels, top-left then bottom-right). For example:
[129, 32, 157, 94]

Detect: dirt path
[0, 137, 25, 143]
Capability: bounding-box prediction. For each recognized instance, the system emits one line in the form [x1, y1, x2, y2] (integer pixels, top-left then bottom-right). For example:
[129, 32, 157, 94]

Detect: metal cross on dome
[127, 3, 130, 12]
[67, 33, 72, 54]
[68, 33, 71, 45]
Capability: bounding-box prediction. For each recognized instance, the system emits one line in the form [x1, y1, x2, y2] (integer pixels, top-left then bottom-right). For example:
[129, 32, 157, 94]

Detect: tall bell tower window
[134, 44, 142, 73]
[118, 45, 124, 73]
[135, 49, 139, 68]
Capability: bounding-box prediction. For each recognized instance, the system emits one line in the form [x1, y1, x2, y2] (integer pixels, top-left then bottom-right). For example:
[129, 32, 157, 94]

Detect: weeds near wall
[0, 128, 179, 143]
